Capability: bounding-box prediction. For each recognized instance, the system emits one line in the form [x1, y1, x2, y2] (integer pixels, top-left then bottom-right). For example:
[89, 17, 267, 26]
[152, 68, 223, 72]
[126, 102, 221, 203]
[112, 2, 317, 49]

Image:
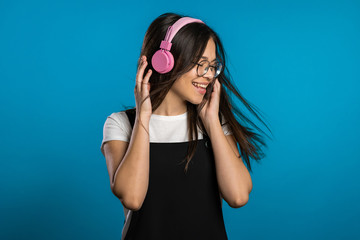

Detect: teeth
[192, 82, 207, 89]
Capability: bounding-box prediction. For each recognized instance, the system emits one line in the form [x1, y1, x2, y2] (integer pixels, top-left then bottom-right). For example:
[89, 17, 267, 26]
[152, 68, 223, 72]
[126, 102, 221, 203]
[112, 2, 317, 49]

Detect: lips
[192, 82, 207, 95]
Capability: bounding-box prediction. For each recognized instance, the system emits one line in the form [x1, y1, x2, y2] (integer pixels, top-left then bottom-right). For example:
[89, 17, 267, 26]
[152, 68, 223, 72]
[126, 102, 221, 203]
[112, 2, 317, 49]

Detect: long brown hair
[127, 12, 272, 174]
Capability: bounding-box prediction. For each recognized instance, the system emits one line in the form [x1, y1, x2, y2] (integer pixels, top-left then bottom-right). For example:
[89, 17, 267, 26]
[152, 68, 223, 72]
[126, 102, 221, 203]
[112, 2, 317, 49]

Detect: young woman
[101, 12, 271, 240]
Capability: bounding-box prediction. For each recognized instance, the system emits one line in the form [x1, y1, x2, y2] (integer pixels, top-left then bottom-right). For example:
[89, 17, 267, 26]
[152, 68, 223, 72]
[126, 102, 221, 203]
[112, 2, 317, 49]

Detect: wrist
[136, 112, 151, 122]
[135, 115, 150, 135]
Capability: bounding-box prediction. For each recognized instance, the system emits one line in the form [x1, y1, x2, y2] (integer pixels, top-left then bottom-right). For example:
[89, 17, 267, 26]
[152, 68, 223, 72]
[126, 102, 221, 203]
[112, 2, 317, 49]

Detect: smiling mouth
[192, 82, 208, 89]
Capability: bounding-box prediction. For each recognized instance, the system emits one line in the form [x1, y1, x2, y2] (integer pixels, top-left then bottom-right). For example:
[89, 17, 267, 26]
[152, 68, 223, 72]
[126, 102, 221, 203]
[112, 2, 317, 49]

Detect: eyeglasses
[192, 60, 223, 79]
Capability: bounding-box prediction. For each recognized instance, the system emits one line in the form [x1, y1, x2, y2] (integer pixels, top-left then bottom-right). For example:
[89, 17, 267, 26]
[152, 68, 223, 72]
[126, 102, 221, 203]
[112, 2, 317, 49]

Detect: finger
[136, 56, 148, 93]
[214, 78, 220, 92]
[215, 80, 221, 99]
[136, 57, 141, 72]
[210, 79, 215, 90]
[135, 56, 143, 91]
[142, 69, 152, 94]
[210, 79, 216, 93]
[136, 56, 145, 93]
[217, 79, 222, 93]
[136, 55, 146, 74]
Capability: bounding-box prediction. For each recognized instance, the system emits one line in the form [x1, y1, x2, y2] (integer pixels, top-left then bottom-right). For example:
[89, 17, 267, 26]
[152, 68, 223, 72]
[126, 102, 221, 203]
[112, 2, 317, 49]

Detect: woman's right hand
[135, 55, 153, 121]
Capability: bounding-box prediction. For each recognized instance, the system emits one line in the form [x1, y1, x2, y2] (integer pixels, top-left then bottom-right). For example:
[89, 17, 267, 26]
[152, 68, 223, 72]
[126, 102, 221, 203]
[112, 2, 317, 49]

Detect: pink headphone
[151, 17, 205, 74]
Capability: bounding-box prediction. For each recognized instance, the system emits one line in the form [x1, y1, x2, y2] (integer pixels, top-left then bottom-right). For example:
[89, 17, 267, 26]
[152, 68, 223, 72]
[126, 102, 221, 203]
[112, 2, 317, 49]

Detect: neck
[152, 92, 187, 116]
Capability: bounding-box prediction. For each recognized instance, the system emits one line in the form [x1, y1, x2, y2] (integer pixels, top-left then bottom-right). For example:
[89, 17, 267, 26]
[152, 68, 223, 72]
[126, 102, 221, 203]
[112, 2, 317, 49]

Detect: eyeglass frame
[191, 59, 223, 79]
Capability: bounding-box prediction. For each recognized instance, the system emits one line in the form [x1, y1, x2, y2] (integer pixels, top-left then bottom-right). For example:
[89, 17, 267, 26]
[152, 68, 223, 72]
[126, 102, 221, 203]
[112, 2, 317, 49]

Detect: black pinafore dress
[123, 108, 228, 240]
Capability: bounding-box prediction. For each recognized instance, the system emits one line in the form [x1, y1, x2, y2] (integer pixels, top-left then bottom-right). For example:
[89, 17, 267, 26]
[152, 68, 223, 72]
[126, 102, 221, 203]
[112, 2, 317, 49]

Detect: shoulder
[106, 111, 130, 126]
[103, 110, 133, 135]
[101, 110, 132, 154]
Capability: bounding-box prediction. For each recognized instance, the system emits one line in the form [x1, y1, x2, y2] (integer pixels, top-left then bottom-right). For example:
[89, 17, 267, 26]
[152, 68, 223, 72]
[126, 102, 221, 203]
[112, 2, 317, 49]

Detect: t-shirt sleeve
[220, 113, 232, 136]
[100, 112, 132, 155]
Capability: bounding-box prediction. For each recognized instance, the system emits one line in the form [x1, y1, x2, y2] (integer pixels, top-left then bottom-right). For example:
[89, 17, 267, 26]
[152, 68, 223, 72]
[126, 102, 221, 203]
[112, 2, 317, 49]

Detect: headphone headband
[164, 17, 204, 47]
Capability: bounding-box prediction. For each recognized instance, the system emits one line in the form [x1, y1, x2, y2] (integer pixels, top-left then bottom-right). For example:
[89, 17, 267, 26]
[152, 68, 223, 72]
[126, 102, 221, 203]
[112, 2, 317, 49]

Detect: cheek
[176, 75, 192, 88]
[171, 79, 188, 95]
[173, 69, 199, 90]
[184, 70, 199, 83]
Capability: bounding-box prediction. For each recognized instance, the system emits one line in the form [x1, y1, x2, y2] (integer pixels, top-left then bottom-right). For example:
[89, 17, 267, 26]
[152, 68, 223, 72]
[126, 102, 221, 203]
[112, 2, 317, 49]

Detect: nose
[202, 67, 214, 81]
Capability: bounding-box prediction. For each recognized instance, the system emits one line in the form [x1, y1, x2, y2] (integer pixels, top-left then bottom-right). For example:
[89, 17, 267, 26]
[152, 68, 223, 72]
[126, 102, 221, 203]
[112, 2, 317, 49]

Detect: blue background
[1, 0, 359, 239]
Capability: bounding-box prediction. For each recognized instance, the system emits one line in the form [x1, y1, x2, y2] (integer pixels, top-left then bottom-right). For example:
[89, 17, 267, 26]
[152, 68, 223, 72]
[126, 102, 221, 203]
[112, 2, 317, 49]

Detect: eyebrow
[201, 56, 217, 62]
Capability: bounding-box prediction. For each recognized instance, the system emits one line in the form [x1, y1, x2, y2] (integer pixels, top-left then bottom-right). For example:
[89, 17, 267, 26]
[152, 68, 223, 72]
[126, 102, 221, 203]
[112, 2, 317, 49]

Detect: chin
[188, 97, 204, 105]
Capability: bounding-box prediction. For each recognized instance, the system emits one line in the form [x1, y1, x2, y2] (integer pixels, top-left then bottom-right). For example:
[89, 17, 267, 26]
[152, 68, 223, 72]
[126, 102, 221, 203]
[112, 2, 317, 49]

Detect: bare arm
[108, 116, 150, 211]
[103, 55, 153, 211]
[207, 118, 253, 208]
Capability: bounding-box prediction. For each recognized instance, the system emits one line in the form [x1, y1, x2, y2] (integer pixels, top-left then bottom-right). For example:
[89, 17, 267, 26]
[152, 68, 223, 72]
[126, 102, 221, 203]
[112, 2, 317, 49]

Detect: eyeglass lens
[197, 60, 222, 78]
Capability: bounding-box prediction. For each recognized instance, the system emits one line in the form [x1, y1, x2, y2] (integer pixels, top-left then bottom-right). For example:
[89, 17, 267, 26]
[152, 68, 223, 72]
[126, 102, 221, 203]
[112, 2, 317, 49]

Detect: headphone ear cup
[151, 50, 174, 74]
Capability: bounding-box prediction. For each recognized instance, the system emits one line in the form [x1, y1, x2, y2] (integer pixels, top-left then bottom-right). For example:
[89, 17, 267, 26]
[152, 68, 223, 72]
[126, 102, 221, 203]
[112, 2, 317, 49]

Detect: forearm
[113, 116, 150, 209]
[207, 119, 252, 207]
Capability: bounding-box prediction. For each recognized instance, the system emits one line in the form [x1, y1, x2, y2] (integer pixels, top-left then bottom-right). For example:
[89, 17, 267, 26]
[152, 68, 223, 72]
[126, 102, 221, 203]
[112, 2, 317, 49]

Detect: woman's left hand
[199, 78, 221, 130]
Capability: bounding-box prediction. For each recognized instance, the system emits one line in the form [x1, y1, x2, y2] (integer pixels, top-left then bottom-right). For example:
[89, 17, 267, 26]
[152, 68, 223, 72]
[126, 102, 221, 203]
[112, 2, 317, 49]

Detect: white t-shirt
[100, 110, 232, 155]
